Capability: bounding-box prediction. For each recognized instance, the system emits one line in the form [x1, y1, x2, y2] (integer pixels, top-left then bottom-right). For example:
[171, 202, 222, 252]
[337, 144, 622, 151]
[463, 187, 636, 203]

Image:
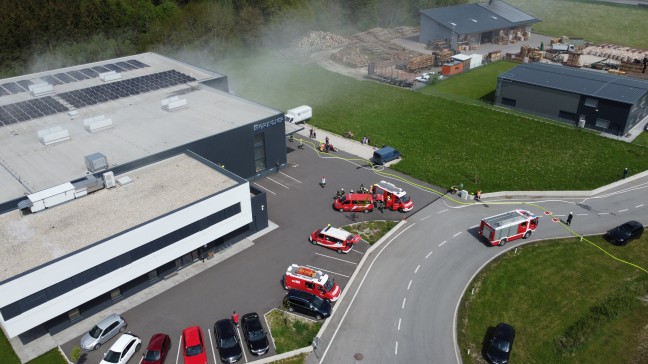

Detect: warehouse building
[496, 62, 648, 135]
[419, 0, 539, 50]
[0, 53, 287, 339]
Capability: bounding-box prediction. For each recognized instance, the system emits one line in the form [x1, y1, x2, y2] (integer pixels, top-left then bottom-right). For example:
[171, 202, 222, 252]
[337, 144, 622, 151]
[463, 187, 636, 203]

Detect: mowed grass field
[459, 235, 648, 363]
[218, 57, 648, 193]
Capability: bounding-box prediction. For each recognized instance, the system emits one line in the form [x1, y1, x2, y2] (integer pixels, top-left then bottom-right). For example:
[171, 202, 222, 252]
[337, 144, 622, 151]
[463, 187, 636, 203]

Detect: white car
[415, 73, 431, 83]
[100, 333, 141, 364]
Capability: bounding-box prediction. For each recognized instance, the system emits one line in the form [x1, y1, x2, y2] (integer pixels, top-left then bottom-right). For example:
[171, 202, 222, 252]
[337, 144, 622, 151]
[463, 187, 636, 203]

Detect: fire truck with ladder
[284, 264, 341, 301]
[372, 181, 414, 212]
[479, 209, 539, 246]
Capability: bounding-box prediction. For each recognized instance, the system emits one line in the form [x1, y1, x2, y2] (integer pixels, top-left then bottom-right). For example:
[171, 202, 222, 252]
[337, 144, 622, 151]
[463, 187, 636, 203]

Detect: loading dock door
[481, 31, 493, 44]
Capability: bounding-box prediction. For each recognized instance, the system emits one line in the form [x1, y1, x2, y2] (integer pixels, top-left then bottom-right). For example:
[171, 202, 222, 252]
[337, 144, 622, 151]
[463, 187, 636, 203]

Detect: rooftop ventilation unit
[99, 71, 122, 82]
[38, 126, 70, 146]
[83, 114, 113, 133]
[85, 152, 108, 173]
[29, 82, 54, 97]
[161, 95, 188, 112]
[103, 171, 116, 189]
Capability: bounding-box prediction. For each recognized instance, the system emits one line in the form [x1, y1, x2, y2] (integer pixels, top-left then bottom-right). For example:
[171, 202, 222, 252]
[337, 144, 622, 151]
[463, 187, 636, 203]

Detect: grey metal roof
[499, 63, 648, 104]
[420, 0, 539, 35]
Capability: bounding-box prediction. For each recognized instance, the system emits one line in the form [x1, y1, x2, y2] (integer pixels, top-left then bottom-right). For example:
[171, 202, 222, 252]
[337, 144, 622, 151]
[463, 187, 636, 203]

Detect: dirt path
[308, 48, 368, 80]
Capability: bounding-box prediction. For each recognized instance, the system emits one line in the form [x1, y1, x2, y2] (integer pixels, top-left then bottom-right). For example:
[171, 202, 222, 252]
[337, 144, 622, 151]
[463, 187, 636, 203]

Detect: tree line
[0, 0, 466, 77]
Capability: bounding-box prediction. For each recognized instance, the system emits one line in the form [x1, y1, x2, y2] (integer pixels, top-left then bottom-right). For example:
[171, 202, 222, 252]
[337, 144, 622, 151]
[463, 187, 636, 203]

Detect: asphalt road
[314, 178, 648, 363]
[61, 140, 440, 363]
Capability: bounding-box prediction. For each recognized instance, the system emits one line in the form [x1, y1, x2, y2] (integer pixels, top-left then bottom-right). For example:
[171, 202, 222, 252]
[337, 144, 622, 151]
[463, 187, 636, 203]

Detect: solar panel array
[58, 70, 196, 109]
[0, 68, 196, 128]
[0, 59, 149, 98]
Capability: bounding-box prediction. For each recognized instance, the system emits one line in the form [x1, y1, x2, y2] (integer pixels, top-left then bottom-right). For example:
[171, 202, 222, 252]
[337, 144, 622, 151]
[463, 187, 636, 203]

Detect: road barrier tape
[297, 137, 648, 275]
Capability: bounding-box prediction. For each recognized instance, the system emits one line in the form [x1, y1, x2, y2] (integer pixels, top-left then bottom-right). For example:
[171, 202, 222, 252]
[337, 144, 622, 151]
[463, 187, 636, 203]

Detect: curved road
[314, 179, 648, 363]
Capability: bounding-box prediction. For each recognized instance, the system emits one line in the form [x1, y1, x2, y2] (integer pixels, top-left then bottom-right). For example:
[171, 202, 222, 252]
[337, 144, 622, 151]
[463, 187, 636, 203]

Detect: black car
[283, 290, 331, 320]
[241, 313, 269, 356]
[605, 220, 644, 246]
[485, 323, 515, 364]
[214, 319, 242, 363]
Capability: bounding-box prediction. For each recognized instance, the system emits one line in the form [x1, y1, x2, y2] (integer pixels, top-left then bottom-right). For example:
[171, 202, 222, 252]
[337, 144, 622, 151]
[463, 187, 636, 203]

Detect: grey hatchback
[80, 314, 127, 351]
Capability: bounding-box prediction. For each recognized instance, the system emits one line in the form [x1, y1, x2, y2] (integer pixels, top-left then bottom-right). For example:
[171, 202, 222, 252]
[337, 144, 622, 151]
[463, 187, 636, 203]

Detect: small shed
[442, 60, 464, 76]
[451, 54, 472, 71]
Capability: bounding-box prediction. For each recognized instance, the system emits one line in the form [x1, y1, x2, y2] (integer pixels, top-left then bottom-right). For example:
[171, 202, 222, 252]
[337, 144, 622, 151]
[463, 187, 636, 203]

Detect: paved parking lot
[59, 135, 441, 363]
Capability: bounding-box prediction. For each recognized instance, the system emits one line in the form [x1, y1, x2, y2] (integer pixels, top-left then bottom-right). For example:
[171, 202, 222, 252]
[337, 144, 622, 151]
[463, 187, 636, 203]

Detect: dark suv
[214, 319, 242, 363]
[283, 290, 331, 320]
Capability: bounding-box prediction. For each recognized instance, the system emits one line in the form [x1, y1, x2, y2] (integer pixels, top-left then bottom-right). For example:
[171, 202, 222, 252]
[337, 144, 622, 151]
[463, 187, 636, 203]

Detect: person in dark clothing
[566, 212, 573, 226]
[623, 167, 629, 179]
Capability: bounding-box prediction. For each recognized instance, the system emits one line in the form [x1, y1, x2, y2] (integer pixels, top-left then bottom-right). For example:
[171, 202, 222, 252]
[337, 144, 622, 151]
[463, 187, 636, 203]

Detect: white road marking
[350, 249, 365, 255]
[470, 224, 479, 229]
[266, 177, 289, 189]
[438, 240, 447, 247]
[253, 182, 276, 195]
[425, 251, 433, 259]
[437, 209, 448, 214]
[236, 325, 248, 363]
[395, 341, 398, 355]
[208, 328, 217, 364]
[402, 297, 406, 309]
[555, 214, 565, 217]
[139, 355, 143, 364]
[598, 212, 610, 215]
[576, 213, 588, 216]
[407, 280, 412, 290]
[420, 215, 431, 221]
[636, 204, 644, 208]
[398, 318, 401, 331]
[320, 223, 416, 363]
[414, 264, 420, 273]
[453, 232, 461, 237]
[306, 265, 350, 278]
[280, 171, 302, 183]
[315, 253, 358, 265]
[619, 209, 628, 212]
[176, 336, 181, 364]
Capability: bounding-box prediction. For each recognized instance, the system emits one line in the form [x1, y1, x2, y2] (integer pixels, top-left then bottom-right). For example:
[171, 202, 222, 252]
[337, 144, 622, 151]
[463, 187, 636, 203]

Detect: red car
[142, 333, 171, 364]
[182, 326, 207, 364]
[310, 225, 362, 254]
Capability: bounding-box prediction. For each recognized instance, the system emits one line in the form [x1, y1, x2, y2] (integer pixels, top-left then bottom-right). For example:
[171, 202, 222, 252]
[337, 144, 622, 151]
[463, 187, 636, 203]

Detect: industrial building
[496, 62, 648, 135]
[0, 53, 288, 339]
[419, 0, 539, 50]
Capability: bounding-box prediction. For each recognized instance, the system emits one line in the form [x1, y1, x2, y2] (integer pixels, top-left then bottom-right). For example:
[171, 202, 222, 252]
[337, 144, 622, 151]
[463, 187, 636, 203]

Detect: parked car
[80, 314, 127, 351]
[605, 220, 644, 245]
[283, 290, 331, 320]
[182, 326, 207, 364]
[370, 146, 400, 165]
[142, 333, 171, 364]
[100, 333, 141, 364]
[485, 323, 515, 364]
[241, 313, 269, 356]
[214, 319, 243, 363]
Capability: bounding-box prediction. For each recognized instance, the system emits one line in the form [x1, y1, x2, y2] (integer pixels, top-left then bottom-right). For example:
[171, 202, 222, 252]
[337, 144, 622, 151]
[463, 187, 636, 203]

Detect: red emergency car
[309, 225, 362, 254]
[479, 209, 539, 246]
[372, 181, 413, 212]
[333, 193, 374, 213]
[284, 264, 341, 301]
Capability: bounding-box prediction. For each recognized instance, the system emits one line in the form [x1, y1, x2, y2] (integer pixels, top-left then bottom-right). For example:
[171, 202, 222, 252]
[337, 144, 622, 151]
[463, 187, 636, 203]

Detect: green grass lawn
[505, 0, 648, 49]
[458, 235, 648, 363]
[267, 310, 322, 354]
[341, 220, 399, 245]
[217, 56, 648, 193]
[0, 327, 66, 364]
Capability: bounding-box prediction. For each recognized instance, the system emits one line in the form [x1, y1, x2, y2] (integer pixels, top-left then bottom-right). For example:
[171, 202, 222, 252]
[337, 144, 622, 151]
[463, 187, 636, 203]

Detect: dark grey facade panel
[419, 16, 454, 47]
[497, 80, 581, 123]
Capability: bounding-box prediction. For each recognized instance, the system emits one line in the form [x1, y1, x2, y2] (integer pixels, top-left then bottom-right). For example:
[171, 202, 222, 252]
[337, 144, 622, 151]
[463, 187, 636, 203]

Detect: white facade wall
[0, 182, 252, 338]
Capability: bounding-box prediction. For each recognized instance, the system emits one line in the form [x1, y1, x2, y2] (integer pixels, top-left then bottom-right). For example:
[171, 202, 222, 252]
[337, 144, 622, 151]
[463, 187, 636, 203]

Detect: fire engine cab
[372, 181, 414, 212]
[284, 264, 341, 301]
[479, 209, 539, 246]
[309, 225, 362, 254]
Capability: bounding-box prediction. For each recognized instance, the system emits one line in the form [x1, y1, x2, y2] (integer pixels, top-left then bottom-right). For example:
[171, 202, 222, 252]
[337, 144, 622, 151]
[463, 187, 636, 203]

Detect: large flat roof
[0, 153, 237, 281]
[499, 62, 648, 104]
[0, 52, 279, 203]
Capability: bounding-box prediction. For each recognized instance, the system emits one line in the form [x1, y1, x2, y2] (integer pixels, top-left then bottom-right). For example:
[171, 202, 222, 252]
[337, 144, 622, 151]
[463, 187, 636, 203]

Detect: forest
[0, 0, 467, 78]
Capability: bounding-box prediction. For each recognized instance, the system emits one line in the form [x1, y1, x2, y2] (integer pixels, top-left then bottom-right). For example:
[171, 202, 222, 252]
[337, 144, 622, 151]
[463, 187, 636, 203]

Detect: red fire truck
[309, 225, 362, 253]
[479, 209, 539, 246]
[284, 264, 341, 301]
[372, 181, 414, 212]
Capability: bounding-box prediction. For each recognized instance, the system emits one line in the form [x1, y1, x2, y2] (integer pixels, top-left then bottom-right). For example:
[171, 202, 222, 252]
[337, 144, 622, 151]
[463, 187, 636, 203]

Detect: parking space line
[453, 232, 461, 237]
[306, 265, 350, 278]
[280, 171, 302, 183]
[470, 224, 479, 229]
[407, 280, 412, 290]
[437, 209, 448, 214]
[253, 182, 276, 195]
[139, 355, 144, 364]
[598, 212, 610, 215]
[402, 297, 406, 309]
[208, 328, 217, 364]
[619, 208, 628, 212]
[576, 213, 588, 216]
[420, 215, 431, 221]
[176, 336, 181, 364]
[315, 253, 358, 265]
[414, 265, 420, 274]
[350, 249, 364, 255]
[425, 251, 433, 259]
[395, 341, 398, 355]
[636, 204, 644, 208]
[438, 240, 447, 247]
[398, 318, 401, 331]
[236, 326, 248, 363]
[266, 177, 289, 189]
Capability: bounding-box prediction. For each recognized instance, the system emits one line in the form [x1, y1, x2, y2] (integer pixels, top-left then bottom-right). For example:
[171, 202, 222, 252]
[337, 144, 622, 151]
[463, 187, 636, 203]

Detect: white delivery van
[285, 105, 312, 124]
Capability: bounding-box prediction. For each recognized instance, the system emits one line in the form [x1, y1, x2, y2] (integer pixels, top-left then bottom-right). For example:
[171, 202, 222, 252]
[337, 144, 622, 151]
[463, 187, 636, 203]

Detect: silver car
[80, 314, 127, 351]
